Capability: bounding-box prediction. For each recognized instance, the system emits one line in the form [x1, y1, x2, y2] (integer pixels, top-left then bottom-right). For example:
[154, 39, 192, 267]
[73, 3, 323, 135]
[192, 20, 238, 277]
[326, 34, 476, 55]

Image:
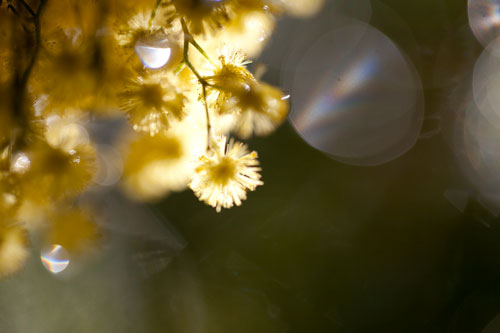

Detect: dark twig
[180, 18, 212, 148]
[17, 0, 35, 17]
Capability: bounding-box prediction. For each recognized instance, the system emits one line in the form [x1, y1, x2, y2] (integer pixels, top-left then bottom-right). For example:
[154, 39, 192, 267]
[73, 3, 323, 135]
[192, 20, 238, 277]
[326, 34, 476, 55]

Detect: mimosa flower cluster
[0, 0, 323, 277]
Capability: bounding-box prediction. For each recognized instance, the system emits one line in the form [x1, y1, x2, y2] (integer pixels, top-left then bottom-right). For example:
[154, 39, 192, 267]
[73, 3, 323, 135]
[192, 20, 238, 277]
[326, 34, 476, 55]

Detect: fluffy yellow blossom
[0, 172, 21, 219]
[0, 9, 14, 83]
[282, 0, 325, 18]
[23, 140, 96, 202]
[218, 80, 289, 138]
[41, 0, 102, 38]
[114, 8, 182, 70]
[165, 0, 231, 35]
[45, 206, 100, 255]
[115, 8, 170, 47]
[190, 136, 263, 212]
[204, 10, 276, 57]
[206, 49, 254, 110]
[0, 84, 16, 143]
[31, 32, 99, 112]
[0, 224, 29, 277]
[120, 71, 187, 135]
[122, 115, 206, 200]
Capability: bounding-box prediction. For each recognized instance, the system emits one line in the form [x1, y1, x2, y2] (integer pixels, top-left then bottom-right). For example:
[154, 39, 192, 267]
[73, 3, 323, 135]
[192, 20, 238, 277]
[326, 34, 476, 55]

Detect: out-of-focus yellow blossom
[190, 136, 263, 212]
[221, 80, 289, 138]
[281, 0, 325, 18]
[0, 224, 29, 277]
[41, 0, 102, 38]
[108, 0, 160, 20]
[120, 71, 187, 135]
[45, 206, 100, 255]
[31, 31, 99, 112]
[23, 140, 96, 202]
[44, 112, 90, 152]
[0, 170, 22, 219]
[122, 116, 206, 200]
[0, 84, 16, 143]
[0, 9, 14, 83]
[165, 0, 231, 35]
[205, 10, 275, 57]
[114, 9, 169, 49]
[0, 0, 324, 276]
[113, 7, 182, 70]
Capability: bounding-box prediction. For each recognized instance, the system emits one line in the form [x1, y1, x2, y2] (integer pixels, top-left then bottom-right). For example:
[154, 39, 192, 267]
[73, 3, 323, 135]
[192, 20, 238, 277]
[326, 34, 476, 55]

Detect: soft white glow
[41, 244, 70, 274]
[135, 41, 172, 69]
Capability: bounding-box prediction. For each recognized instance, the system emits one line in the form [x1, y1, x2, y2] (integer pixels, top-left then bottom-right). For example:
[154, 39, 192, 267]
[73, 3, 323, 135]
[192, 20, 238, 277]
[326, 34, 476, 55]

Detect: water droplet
[468, 0, 500, 46]
[135, 36, 173, 69]
[41, 244, 70, 274]
[285, 22, 423, 166]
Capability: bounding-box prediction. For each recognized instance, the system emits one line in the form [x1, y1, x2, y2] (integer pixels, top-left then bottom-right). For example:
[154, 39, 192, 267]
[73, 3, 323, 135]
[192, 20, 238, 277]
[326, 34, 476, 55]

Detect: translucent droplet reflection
[134, 36, 172, 69]
[468, 0, 500, 46]
[286, 22, 423, 165]
[455, 97, 500, 211]
[41, 244, 70, 274]
[94, 144, 123, 186]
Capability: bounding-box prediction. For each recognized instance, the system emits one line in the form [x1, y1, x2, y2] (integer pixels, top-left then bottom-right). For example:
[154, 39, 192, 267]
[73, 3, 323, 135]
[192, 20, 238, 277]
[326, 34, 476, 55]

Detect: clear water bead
[40, 244, 70, 274]
[134, 36, 173, 69]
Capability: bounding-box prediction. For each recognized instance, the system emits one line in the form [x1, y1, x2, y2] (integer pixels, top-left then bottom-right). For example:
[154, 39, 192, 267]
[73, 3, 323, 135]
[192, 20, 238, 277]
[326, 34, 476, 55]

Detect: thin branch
[13, 0, 47, 133]
[190, 38, 215, 66]
[17, 0, 35, 17]
[180, 18, 212, 149]
[148, 0, 162, 28]
[21, 0, 46, 87]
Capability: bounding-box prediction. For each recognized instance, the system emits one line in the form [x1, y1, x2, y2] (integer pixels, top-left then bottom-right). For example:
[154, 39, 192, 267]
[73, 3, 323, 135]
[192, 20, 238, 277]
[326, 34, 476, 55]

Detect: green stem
[13, 0, 47, 138]
[148, 0, 162, 28]
[189, 38, 215, 66]
[17, 0, 35, 17]
[180, 18, 212, 149]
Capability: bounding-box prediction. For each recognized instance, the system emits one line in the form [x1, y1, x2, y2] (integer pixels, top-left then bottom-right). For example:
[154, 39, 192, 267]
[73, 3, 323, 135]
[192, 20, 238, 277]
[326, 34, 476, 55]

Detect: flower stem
[181, 18, 212, 150]
[17, 0, 35, 17]
[149, 0, 162, 28]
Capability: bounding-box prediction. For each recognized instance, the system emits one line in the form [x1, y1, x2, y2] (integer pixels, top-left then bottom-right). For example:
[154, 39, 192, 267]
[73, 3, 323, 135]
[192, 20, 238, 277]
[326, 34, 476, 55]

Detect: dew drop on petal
[285, 22, 424, 166]
[40, 244, 70, 274]
[134, 36, 173, 69]
[468, 0, 500, 47]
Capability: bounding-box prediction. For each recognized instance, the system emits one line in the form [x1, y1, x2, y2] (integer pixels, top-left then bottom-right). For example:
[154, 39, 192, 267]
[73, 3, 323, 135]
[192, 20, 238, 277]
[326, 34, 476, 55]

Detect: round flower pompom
[282, 0, 325, 18]
[122, 117, 206, 201]
[0, 224, 29, 277]
[221, 80, 289, 138]
[45, 206, 101, 255]
[22, 140, 97, 202]
[189, 136, 263, 212]
[30, 32, 99, 112]
[120, 72, 187, 136]
[166, 0, 231, 35]
[206, 49, 254, 110]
